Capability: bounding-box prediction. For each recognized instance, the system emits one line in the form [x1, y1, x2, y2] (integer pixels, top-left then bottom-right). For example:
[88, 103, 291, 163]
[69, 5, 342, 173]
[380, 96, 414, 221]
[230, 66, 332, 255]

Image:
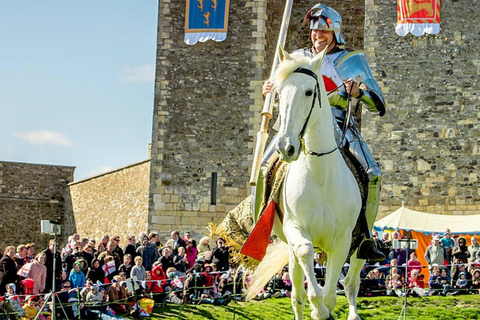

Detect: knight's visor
[310, 14, 333, 31]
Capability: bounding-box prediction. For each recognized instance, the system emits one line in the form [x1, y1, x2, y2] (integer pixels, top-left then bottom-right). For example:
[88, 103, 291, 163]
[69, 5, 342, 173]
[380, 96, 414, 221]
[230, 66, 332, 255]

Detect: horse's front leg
[286, 227, 330, 320]
[322, 240, 350, 314]
[288, 246, 307, 320]
[343, 256, 364, 320]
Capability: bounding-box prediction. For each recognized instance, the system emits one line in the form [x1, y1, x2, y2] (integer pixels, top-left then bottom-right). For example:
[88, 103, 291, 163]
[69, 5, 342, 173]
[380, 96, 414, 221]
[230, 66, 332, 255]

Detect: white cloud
[120, 64, 155, 84]
[15, 130, 74, 146]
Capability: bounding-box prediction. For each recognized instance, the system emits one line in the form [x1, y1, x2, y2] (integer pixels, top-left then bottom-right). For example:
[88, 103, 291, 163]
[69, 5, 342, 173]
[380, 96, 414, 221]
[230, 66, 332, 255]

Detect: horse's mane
[273, 54, 311, 88]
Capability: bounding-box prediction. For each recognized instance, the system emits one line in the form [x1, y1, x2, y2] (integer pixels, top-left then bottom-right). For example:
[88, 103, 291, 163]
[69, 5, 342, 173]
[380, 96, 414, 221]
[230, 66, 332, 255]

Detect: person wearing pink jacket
[26, 252, 47, 294]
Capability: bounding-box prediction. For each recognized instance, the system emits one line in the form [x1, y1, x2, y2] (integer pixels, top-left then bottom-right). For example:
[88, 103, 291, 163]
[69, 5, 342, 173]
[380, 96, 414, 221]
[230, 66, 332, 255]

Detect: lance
[249, 0, 294, 186]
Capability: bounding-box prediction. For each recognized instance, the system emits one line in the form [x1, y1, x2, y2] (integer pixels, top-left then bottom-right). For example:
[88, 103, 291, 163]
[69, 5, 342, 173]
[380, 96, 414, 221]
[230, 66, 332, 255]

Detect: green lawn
[141, 295, 480, 320]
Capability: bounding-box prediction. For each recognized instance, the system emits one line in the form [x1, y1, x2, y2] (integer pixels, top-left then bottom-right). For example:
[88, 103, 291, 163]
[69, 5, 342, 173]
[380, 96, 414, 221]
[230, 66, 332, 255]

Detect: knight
[262, 3, 386, 261]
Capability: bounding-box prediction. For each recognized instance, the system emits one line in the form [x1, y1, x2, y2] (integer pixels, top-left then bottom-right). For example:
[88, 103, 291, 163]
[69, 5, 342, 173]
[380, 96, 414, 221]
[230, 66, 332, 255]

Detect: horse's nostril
[287, 145, 295, 157]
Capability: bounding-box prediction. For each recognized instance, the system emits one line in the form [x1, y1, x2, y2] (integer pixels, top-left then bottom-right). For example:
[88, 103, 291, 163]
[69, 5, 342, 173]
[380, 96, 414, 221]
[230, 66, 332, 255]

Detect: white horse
[247, 46, 365, 320]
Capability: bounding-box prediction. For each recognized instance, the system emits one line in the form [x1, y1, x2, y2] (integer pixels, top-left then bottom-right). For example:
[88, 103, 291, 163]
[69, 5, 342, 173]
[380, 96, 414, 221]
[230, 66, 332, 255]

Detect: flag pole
[249, 0, 294, 186]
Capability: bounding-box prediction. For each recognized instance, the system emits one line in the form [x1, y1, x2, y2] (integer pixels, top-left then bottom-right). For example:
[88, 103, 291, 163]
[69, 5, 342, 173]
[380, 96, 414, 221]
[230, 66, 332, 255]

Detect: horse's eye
[305, 90, 313, 97]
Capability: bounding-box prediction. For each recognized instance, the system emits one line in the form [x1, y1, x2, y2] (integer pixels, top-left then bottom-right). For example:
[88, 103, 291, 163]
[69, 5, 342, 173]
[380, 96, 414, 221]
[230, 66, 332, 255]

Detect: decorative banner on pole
[184, 0, 230, 45]
[396, 0, 440, 36]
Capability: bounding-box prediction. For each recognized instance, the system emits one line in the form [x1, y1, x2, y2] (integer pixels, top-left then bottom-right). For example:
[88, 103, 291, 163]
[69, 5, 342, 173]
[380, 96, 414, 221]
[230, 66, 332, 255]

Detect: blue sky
[0, 1, 158, 181]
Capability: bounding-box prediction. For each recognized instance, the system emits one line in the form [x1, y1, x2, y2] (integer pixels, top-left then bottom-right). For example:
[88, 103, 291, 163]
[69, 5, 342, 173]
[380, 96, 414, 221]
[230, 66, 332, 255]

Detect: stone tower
[148, 0, 366, 240]
[149, 0, 479, 241]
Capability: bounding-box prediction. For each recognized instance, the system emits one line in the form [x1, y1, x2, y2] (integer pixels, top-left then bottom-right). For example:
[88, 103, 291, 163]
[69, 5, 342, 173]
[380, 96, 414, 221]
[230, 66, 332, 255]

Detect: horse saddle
[251, 149, 368, 262]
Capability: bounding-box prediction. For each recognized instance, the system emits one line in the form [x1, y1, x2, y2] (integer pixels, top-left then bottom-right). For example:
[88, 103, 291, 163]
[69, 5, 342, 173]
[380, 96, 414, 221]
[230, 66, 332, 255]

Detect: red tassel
[240, 201, 276, 261]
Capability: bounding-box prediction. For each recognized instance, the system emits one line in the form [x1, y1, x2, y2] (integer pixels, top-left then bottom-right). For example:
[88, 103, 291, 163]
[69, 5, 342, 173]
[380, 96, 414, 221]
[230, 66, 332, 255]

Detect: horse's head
[274, 46, 327, 162]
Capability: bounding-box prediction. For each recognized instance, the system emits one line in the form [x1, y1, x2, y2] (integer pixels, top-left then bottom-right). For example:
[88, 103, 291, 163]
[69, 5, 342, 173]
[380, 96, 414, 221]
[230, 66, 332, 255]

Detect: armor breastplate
[292, 48, 386, 115]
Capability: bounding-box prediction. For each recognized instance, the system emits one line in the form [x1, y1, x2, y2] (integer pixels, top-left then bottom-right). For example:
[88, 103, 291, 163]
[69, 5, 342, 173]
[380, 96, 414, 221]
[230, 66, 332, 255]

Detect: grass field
[142, 294, 480, 320]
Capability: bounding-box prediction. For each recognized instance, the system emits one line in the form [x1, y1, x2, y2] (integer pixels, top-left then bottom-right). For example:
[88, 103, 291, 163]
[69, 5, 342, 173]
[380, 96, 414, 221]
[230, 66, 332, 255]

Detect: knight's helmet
[302, 3, 345, 45]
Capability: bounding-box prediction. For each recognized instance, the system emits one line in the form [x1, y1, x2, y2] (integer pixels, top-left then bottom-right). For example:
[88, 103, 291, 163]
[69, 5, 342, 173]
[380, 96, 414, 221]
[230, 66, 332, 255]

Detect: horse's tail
[245, 240, 290, 301]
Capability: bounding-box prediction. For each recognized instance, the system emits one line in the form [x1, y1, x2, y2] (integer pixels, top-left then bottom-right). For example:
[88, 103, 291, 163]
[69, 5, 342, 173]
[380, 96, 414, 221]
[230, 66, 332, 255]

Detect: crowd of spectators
[351, 229, 480, 297]
[0, 228, 479, 318]
[0, 231, 239, 319]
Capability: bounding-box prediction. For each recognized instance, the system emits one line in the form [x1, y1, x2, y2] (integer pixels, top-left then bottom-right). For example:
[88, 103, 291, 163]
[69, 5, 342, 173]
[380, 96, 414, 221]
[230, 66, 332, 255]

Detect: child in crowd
[455, 272, 468, 293]
[386, 273, 403, 297]
[471, 269, 480, 294]
[5, 283, 26, 318]
[131, 256, 146, 281]
[119, 254, 133, 278]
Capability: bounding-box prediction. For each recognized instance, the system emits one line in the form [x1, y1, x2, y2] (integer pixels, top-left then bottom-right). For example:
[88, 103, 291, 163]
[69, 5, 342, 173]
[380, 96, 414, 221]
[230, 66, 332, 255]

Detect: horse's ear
[310, 46, 328, 71]
[278, 45, 292, 63]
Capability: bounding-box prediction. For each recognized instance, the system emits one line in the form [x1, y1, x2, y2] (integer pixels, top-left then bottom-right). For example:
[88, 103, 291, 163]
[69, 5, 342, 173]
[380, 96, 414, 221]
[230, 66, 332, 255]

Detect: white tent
[374, 203, 480, 235]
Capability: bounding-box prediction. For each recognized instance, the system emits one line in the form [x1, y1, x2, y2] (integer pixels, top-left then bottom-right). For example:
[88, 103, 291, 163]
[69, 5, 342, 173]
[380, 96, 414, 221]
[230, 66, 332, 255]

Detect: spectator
[111, 235, 124, 261]
[131, 256, 146, 281]
[108, 275, 132, 315]
[118, 254, 133, 278]
[440, 229, 455, 265]
[455, 272, 469, 294]
[94, 242, 106, 258]
[467, 237, 479, 265]
[407, 252, 422, 278]
[185, 239, 198, 268]
[79, 237, 89, 251]
[451, 263, 472, 289]
[97, 241, 122, 271]
[42, 239, 62, 292]
[471, 269, 480, 294]
[386, 273, 403, 297]
[183, 231, 197, 248]
[100, 234, 109, 248]
[362, 270, 381, 296]
[56, 280, 78, 319]
[123, 236, 138, 259]
[0, 246, 18, 295]
[79, 244, 95, 271]
[4, 283, 25, 318]
[389, 258, 403, 278]
[69, 261, 86, 288]
[437, 269, 452, 296]
[149, 232, 163, 250]
[424, 235, 446, 273]
[173, 247, 189, 274]
[407, 269, 425, 297]
[15, 244, 28, 270]
[25, 243, 35, 263]
[452, 237, 470, 264]
[26, 252, 47, 294]
[170, 230, 186, 255]
[158, 247, 175, 273]
[62, 242, 81, 274]
[212, 238, 230, 272]
[136, 235, 158, 271]
[427, 267, 443, 294]
[197, 237, 211, 260]
[151, 262, 167, 302]
[86, 258, 104, 284]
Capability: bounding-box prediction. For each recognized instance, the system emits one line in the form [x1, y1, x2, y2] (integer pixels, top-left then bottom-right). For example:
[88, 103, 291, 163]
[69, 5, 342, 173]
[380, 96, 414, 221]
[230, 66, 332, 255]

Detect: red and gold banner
[396, 0, 440, 36]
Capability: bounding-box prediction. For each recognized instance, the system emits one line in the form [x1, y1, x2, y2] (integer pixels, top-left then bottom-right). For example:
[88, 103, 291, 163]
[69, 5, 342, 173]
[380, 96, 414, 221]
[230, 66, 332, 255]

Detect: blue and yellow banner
[184, 0, 230, 45]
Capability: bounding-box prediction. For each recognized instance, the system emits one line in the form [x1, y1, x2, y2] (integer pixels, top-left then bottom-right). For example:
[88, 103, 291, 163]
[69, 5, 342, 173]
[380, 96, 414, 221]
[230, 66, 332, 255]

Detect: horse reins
[293, 66, 352, 157]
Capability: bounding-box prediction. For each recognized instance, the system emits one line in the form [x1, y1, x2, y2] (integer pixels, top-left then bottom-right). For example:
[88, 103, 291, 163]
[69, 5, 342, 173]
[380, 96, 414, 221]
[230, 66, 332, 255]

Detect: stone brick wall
[69, 160, 150, 244]
[0, 161, 75, 250]
[364, 0, 480, 217]
[150, 0, 258, 241]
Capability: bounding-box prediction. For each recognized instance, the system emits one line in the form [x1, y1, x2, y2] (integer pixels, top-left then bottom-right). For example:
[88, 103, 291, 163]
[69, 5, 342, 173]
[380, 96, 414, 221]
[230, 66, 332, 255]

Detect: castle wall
[364, 0, 480, 217]
[69, 160, 150, 244]
[0, 161, 75, 250]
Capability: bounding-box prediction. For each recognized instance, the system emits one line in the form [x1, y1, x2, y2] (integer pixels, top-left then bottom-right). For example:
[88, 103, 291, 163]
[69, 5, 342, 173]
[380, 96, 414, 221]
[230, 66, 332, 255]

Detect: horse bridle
[292, 66, 350, 157]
